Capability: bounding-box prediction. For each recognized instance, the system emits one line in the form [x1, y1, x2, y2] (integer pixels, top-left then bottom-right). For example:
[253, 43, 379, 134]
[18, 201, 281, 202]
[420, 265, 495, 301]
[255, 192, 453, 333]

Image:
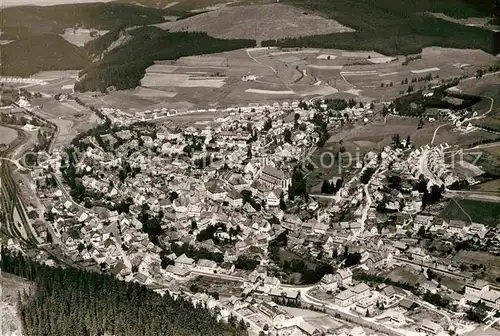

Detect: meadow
[441, 198, 500, 227]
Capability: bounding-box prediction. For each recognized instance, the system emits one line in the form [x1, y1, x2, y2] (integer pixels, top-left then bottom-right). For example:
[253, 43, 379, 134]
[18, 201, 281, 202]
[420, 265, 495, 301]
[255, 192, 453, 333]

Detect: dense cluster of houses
[8, 89, 500, 336]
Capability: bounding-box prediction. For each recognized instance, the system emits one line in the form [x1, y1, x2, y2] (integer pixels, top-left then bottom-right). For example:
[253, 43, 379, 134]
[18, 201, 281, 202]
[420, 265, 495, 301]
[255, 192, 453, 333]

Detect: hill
[115, 0, 273, 10]
[1, 251, 247, 336]
[0, 34, 90, 76]
[262, 0, 499, 55]
[75, 26, 256, 92]
[156, 3, 353, 41]
[0, 3, 172, 39]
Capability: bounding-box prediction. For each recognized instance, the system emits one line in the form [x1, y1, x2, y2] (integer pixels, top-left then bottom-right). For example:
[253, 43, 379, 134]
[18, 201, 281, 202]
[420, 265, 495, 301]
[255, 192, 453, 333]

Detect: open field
[472, 179, 500, 194]
[0, 125, 18, 145]
[427, 12, 499, 32]
[457, 75, 500, 118]
[88, 46, 499, 111]
[156, 3, 353, 42]
[185, 275, 243, 297]
[473, 144, 500, 176]
[60, 28, 108, 47]
[441, 198, 500, 227]
[326, 116, 447, 149]
[453, 251, 500, 283]
[433, 124, 499, 148]
[31, 97, 101, 148]
[383, 265, 420, 286]
[141, 73, 227, 88]
[118, 0, 274, 10]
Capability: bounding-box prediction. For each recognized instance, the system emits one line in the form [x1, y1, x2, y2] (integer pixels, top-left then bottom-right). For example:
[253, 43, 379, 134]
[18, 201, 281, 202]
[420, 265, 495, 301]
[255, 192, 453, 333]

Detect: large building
[465, 279, 489, 298]
[258, 165, 291, 190]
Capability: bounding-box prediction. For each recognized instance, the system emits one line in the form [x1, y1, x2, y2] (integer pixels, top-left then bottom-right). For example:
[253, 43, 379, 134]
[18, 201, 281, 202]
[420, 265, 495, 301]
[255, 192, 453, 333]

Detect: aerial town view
[0, 0, 499, 335]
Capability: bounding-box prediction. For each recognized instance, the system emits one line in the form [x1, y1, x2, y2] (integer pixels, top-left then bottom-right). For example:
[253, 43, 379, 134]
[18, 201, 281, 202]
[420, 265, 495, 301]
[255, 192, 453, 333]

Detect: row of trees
[321, 178, 343, 194]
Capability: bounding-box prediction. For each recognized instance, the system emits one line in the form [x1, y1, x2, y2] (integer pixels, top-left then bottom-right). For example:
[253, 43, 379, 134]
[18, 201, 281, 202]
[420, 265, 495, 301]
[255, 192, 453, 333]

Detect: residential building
[336, 268, 353, 287]
[335, 289, 356, 307]
[419, 319, 443, 335]
[465, 279, 490, 298]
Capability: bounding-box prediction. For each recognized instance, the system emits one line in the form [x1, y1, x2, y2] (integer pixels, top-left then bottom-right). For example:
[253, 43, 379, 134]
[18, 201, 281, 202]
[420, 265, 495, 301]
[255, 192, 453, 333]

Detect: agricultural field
[441, 198, 500, 227]
[156, 3, 353, 42]
[113, 46, 498, 110]
[327, 116, 445, 149]
[433, 124, 499, 148]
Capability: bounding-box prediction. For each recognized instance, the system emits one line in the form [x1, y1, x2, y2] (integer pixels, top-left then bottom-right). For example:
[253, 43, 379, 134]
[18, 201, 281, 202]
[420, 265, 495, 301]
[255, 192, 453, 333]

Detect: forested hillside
[263, 0, 498, 55]
[0, 35, 90, 76]
[1, 251, 247, 336]
[0, 3, 170, 39]
[75, 27, 256, 92]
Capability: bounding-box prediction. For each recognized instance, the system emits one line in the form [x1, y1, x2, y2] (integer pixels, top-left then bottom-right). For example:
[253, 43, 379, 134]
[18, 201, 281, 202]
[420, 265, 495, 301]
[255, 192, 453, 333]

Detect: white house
[175, 254, 195, 269]
[336, 268, 353, 287]
[196, 259, 218, 273]
[320, 274, 338, 291]
[226, 190, 243, 207]
[206, 183, 227, 202]
[335, 289, 356, 307]
[419, 319, 443, 335]
[267, 189, 283, 207]
[351, 283, 370, 301]
[465, 279, 489, 298]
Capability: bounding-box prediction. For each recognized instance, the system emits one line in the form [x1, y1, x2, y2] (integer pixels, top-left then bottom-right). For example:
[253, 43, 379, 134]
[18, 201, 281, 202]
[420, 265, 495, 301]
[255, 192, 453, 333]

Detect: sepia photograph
[0, 0, 499, 335]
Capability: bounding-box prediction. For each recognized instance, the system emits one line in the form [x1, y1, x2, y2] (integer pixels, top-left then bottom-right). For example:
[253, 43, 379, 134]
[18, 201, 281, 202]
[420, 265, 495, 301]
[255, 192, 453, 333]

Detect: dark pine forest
[1, 251, 247, 336]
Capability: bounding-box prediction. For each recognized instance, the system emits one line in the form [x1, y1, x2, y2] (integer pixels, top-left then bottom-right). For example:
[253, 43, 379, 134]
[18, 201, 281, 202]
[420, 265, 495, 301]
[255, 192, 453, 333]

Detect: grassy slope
[76, 26, 256, 91]
[0, 35, 90, 76]
[262, 0, 498, 55]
